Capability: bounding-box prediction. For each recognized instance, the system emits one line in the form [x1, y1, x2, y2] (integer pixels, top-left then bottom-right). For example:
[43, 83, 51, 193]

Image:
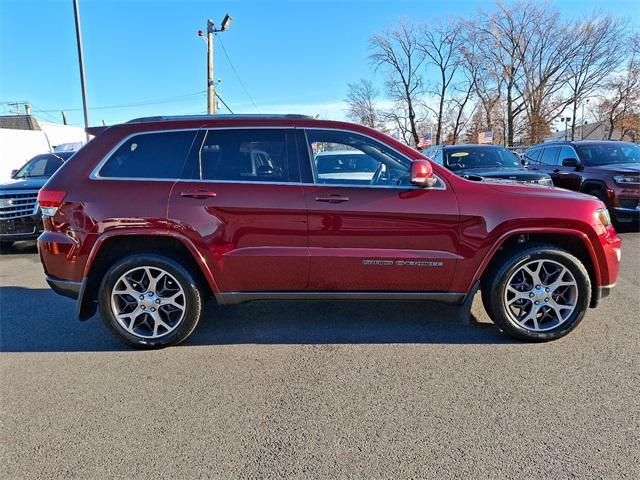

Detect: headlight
[535, 178, 553, 186]
[613, 175, 640, 185]
[595, 207, 611, 227]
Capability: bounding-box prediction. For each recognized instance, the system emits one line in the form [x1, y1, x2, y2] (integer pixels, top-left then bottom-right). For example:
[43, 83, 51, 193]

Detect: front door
[299, 128, 460, 292]
[168, 128, 308, 293]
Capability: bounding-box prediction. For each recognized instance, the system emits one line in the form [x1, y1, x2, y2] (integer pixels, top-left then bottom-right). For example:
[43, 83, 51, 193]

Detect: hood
[589, 163, 640, 174]
[455, 167, 550, 181]
[488, 181, 596, 202]
[0, 177, 49, 191]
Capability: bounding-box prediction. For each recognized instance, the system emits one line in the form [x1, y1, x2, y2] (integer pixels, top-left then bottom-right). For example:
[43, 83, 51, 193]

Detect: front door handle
[181, 190, 217, 199]
[315, 195, 350, 204]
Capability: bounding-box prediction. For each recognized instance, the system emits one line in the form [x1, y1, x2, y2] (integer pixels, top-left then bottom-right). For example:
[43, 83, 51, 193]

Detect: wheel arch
[581, 180, 611, 203]
[473, 229, 601, 308]
[78, 231, 219, 320]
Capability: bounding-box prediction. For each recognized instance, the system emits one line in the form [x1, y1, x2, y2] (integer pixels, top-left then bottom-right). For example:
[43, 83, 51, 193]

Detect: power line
[215, 34, 260, 112]
[26, 91, 207, 113]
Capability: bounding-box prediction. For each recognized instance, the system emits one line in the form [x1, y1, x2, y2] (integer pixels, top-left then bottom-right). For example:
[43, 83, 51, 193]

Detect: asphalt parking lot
[1, 230, 639, 479]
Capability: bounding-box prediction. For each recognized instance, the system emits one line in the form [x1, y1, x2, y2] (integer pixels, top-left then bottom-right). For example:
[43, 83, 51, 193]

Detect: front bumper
[0, 214, 43, 241]
[613, 206, 640, 223]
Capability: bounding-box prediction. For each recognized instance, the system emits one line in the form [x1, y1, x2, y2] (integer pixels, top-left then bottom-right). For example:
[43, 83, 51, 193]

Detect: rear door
[534, 146, 561, 181]
[299, 128, 459, 292]
[167, 128, 308, 293]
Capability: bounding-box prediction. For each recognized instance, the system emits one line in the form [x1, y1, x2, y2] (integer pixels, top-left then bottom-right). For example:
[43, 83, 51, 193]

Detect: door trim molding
[216, 291, 465, 305]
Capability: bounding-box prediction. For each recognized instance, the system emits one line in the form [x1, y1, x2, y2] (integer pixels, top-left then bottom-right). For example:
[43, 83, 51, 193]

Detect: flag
[417, 133, 432, 149]
[478, 130, 493, 144]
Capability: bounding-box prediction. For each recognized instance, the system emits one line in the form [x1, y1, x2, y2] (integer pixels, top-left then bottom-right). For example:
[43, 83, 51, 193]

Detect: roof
[443, 144, 503, 149]
[126, 114, 313, 124]
[0, 115, 41, 131]
[531, 140, 638, 148]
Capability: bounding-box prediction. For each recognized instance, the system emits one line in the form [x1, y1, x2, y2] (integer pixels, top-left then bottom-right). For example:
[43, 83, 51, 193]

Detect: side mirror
[521, 158, 530, 167]
[411, 160, 437, 188]
[561, 158, 580, 168]
[10, 169, 18, 178]
[256, 164, 274, 176]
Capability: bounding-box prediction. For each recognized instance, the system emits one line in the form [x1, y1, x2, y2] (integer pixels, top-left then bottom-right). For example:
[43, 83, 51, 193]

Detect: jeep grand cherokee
[37, 115, 622, 348]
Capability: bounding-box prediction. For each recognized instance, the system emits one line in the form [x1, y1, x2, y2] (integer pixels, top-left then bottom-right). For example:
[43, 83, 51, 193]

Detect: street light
[220, 14, 233, 32]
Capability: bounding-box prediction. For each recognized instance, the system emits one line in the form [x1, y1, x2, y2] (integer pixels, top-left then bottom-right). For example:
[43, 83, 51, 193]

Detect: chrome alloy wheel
[503, 259, 579, 332]
[110, 266, 186, 339]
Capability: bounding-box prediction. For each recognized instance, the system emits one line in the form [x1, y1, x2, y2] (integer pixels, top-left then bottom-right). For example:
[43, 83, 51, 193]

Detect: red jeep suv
[37, 115, 621, 348]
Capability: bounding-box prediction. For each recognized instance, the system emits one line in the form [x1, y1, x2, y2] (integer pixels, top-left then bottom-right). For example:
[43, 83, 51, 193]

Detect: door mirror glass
[561, 157, 579, 168]
[411, 160, 436, 188]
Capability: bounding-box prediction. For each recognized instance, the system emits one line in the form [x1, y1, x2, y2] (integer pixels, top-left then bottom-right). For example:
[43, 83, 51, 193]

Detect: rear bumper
[591, 283, 615, 308]
[46, 276, 82, 300]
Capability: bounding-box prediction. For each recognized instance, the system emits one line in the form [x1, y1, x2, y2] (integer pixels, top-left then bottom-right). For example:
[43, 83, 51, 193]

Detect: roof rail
[126, 114, 314, 123]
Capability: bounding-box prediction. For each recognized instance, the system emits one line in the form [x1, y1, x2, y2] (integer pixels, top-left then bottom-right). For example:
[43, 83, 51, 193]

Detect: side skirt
[216, 291, 466, 306]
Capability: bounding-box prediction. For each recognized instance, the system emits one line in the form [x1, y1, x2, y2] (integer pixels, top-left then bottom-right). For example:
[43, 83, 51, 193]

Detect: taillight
[38, 189, 66, 216]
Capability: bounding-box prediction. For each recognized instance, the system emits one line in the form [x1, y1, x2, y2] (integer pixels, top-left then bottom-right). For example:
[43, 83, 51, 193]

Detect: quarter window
[305, 129, 412, 186]
[198, 129, 292, 182]
[99, 131, 197, 179]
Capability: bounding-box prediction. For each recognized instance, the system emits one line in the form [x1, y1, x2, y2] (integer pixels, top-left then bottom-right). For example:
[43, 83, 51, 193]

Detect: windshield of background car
[444, 147, 520, 171]
[13, 154, 65, 178]
[577, 144, 640, 166]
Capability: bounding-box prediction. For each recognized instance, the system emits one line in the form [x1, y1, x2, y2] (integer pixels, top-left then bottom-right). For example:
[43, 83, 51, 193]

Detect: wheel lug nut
[535, 301, 540, 305]
[529, 292, 535, 298]
[536, 285, 541, 289]
[545, 298, 549, 302]
[148, 292, 154, 297]
[141, 305, 146, 310]
[150, 307, 156, 312]
[139, 295, 144, 300]
[155, 299, 161, 304]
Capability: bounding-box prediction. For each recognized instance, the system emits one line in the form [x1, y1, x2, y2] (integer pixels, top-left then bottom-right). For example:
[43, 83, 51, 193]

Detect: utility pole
[207, 19, 215, 114]
[61, 111, 68, 125]
[72, 0, 90, 141]
[199, 14, 232, 115]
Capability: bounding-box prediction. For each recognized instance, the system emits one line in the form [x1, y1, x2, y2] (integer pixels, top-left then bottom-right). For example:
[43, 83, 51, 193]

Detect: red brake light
[38, 189, 66, 207]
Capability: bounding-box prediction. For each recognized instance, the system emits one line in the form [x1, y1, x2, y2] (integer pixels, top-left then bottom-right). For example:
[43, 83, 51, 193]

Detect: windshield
[13, 154, 65, 178]
[444, 147, 520, 171]
[577, 144, 640, 166]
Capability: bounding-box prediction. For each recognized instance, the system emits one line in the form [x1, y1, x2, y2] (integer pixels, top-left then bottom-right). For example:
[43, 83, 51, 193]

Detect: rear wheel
[482, 245, 591, 341]
[98, 254, 202, 348]
[0, 241, 14, 252]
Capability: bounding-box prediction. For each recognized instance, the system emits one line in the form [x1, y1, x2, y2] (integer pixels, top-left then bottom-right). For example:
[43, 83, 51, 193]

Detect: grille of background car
[0, 190, 39, 220]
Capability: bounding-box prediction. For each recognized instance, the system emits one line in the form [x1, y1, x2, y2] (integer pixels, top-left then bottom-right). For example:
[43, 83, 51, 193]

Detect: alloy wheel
[110, 266, 186, 339]
[503, 259, 579, 332]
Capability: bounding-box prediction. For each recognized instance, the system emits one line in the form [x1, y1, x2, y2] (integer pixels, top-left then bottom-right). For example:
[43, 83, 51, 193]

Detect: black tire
[586, 188, 609, 205]
[482, 245, 591, 342]
[0, 241, 14, 252]
[98, 254, 202, 349]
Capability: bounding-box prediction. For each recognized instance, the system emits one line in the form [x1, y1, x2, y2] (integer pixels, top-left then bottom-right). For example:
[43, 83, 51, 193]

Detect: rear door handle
[315, 195, 350, 204]
[181, 190, 217, 199]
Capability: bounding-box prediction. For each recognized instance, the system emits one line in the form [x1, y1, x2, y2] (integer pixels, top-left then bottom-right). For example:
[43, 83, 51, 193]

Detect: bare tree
[345, 79, 379, 128]
[599, 37, 640, 141]
[370, 20, 426, 146]
[417, 19, 465, 145]
[566, 14, 627, 139]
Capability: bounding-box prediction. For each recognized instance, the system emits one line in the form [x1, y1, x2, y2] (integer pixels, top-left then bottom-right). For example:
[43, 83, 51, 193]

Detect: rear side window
[99, 131, 197, 179]
[525, 148, 541, 163]
[198, 129, 292, 182]
[539, 146, 561, 165]
[559, 146, 579, 162]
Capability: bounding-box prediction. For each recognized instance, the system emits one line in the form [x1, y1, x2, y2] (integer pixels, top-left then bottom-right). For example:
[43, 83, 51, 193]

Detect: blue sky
[1, 0, 638, 127]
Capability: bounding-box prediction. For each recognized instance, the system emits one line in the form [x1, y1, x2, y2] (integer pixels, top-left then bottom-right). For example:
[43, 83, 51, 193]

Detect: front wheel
[98, 254, 203, 348]
[482, 246, 591, 342]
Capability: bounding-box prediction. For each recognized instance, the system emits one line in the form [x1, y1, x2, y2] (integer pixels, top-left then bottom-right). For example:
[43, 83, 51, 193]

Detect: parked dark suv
[424, 144, 552, 185]
[525, 141, 640, 224]
[38, 115, 621, 348]
[0, 151, 74, 249]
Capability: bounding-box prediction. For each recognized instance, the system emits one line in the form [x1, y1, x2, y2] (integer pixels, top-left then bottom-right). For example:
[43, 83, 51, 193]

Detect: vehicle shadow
[0, 286, 513, 353]
[0, 241, 39, 255]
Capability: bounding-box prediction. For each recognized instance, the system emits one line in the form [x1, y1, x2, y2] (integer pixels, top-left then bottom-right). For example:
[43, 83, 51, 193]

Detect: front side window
[559, 146, 579, 162]
[305, 129, 411, 186]
[539, 146, 561, 166]
[525, 148, 542, 163]
[198, 129, 291, 182]
[99, 131, 197, 179]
